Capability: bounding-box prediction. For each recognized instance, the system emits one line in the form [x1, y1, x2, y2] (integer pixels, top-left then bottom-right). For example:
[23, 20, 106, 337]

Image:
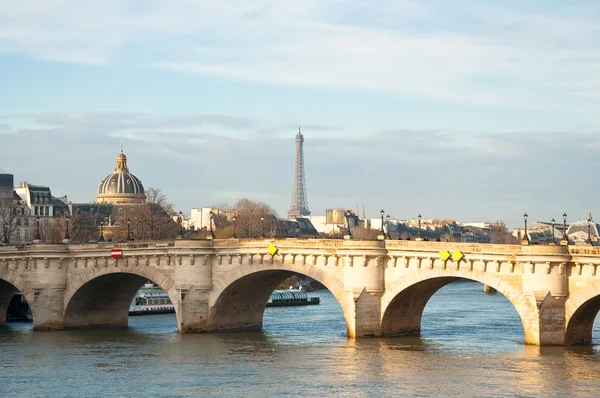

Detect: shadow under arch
[0, 270, 35, 325]
[208, 262, 352, 336]
[565, 281, 600, 345]
[63, 267, 179, 329]
[381, 270, 534, 342]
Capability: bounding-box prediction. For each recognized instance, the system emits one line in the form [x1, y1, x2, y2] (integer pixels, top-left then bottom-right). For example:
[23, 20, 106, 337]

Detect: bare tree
[206, 199, 278, 238]
[232, 198, 278, 238]
[0, 195, 19, 244]
[350, 227, 380, 240]
[40, 217, 66, 244]
[114, 203, 179, 242]
[69, 209, 104, 243]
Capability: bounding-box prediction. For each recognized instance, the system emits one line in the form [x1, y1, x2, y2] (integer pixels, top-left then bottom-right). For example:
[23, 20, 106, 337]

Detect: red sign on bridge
[111, 248, 123, 259]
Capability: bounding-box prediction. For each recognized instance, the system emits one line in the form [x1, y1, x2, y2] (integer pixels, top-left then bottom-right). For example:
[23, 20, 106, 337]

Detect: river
[2, 281, 600, 397]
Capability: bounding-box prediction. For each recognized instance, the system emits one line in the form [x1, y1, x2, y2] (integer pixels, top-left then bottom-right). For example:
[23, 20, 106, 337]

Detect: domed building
[96, 150, 146, 204]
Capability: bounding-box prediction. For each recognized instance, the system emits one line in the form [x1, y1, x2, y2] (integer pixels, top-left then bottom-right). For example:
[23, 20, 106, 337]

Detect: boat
[266, 289, 320, 307]
[129, 284, 175, 316]
[128, 285, 320, 315]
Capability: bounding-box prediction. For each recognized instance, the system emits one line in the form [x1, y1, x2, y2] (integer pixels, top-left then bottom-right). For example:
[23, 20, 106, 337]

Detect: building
[96, 149, 146, 204]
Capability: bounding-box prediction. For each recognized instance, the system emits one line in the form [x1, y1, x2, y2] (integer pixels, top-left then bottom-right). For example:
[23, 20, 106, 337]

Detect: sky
[1, 0, 599, 229]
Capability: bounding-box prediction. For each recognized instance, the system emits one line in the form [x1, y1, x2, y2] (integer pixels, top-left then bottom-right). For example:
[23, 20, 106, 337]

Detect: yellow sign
[268, 244, 278, 255]
[440, 250, 451, 261]
[452, 250, 464, 262]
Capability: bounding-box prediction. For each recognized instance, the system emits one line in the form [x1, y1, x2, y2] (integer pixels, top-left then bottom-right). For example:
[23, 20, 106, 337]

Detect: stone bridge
[2, 239, 600, 346]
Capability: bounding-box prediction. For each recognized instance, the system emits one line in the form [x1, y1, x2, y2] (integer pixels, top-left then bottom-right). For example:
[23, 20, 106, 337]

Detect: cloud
[0, 1, 599, 116]
[1, 110, 599, 228]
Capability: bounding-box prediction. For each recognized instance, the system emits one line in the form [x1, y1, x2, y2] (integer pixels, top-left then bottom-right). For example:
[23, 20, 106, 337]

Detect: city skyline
[1, 1, 599, 228]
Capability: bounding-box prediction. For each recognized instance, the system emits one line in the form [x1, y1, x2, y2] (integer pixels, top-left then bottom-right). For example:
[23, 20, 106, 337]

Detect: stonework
[2, 239, 600, 345]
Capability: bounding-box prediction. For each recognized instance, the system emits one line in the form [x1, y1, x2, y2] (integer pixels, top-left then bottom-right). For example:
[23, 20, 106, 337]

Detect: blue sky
[1, 0, 599, 228]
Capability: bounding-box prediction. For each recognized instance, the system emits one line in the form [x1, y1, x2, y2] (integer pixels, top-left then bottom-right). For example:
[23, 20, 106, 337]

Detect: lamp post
[3, 222, 8, 244]
[232, 216, 237, 238]
[562, 213, 568, 244]
[417, 214, 422, 241]
[588, 214, 593, 245]
[178, 211, 184, 237]
[344, 210, 352, 238]
[550, 218, 556, 245]
[260, 216, 265, 238]
[99, 221, 105, 242]
[386, 214, 391, 239]
[522, 213, 529, 244]
[35, 215, 41, 241]
[209, 211, 215, 239]
[127, 219, 132, 241]
[380, 209, 385, 236]
[65, 215, 71, 241]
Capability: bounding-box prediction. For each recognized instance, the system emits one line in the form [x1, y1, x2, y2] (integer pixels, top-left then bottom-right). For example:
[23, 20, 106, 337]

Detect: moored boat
[266, 289, 320, 307]
[128, 285, 320, 315]
[129, 284, 175, 316]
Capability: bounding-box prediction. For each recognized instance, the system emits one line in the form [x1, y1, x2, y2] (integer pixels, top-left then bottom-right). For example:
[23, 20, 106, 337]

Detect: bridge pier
[33, 287, 66, 331]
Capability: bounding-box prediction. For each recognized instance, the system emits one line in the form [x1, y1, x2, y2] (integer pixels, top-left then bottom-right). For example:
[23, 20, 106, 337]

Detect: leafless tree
[40, 217, 66, 244]
[350, 227, 380, 240]
[232, 198, 278, 238]
[0, 196, 19, 244]
[69, 209, 104, 243]
[208, 198, 278, 238]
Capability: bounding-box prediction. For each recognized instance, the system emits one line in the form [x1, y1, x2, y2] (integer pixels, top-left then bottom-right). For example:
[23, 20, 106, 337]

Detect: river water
[2, 281, 600, 397]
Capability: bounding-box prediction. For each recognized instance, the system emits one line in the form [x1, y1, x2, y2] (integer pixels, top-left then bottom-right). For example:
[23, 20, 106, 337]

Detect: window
[24, 229, 29, 239]
[34, 207, 38, 216]
[45, 207, 49, 216]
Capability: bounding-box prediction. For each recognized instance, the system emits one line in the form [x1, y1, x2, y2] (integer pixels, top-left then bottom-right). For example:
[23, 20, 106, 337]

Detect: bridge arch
[63, 266, 180, 329]
[0, 269, 35, 324]
[208, 261, 352, 335]
[381, 269, 535, 342]
[565, 281, 600, 345]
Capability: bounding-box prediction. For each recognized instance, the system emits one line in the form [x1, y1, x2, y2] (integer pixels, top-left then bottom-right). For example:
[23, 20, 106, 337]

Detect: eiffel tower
[288, 125, 311, 218]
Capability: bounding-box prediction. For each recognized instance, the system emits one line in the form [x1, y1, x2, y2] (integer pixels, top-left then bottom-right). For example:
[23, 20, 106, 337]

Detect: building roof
[96, 150, 146, 203]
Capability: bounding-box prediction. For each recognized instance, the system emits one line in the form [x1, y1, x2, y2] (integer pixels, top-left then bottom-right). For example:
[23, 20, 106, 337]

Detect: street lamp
[417, 214, 422, 241]
[209, 210, 215, 239]
[99, 221, 105, 242]
[562, 213, 568, 244]
[35, 215, 41, 241]
[386, 214, 391, 239]
[588, 214, 593, 245]
[178, 211, 184, 237]
[380, 209, 385, 236]
[260, 216, 265, 238]
[550, 218, 556, 245]
[522, 213, 529, 244]
[65, 215, 71, 240]
[344, 210, 352, 238]
[127, 219, 132, 241]
[232, 216, 237, 238]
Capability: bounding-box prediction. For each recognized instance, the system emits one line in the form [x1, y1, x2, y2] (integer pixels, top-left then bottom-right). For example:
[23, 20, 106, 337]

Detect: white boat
[129, 284, 175, 316]
[266, 289, 320, 307]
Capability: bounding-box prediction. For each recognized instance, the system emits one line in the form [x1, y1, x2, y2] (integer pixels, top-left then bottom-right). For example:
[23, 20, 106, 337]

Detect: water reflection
[2, 283, 600, 396]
